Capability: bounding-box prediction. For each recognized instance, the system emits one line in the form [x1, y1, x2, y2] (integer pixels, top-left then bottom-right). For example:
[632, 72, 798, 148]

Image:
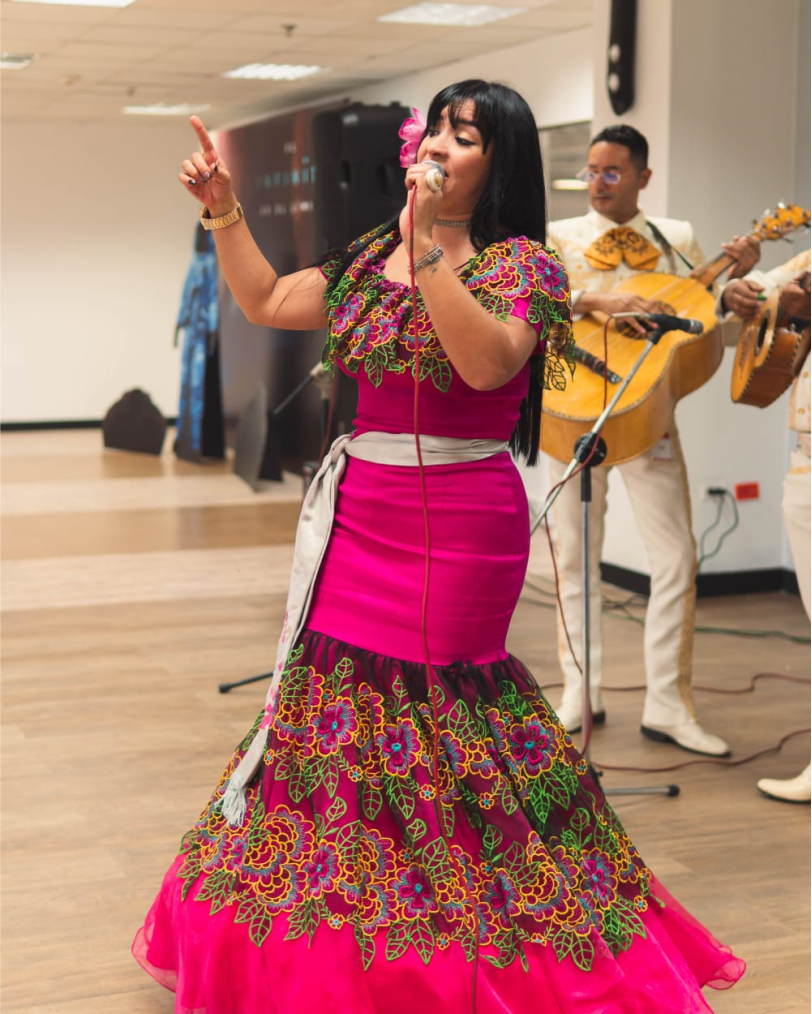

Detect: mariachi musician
[545, 124, 759, 756]
[722, 250, 811, 801]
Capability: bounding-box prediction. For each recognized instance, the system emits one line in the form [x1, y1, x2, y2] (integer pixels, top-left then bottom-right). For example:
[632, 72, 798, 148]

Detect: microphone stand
[533, 325, 679, 798]
[220, 362, 333, 694]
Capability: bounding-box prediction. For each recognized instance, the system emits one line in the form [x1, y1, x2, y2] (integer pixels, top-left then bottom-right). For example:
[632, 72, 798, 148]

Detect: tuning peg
[778, 200, 786, 208]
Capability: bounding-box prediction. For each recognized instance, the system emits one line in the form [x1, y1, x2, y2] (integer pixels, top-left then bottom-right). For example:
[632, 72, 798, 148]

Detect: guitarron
[730, 260, 810, 408]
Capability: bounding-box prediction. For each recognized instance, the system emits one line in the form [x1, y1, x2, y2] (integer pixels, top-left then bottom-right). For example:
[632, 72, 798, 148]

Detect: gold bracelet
[200, 202, 244, 231]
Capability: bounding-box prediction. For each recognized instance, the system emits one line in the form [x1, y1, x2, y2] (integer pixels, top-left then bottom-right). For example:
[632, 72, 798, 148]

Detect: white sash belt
[219, 431, 509, 825]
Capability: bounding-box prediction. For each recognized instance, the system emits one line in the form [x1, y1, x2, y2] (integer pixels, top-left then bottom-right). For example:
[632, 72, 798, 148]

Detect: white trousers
[783, 435, 811, 619]
[547, 424, 697, 727]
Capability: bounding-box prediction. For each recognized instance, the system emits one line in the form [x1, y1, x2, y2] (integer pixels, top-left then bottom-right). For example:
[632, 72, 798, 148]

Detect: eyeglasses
[576, 168, 626, 185]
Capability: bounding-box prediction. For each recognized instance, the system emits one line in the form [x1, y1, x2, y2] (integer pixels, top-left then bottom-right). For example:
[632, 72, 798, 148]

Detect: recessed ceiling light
[222, 63, 326, 81]
[123, 103, 211, 116]
[552, 179, 588, 191]
[1, 53, 37, 70]
[11, 0, 136, 7]
[378, 3, 526, 27]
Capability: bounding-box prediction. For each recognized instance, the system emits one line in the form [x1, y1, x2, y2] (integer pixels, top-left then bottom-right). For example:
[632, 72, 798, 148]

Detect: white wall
[591, 0, 673, 216]
[670, 0, 803, 575]
[794, 0, 811, 215]
[590, 0, 807, 576]
[1, 120, 194, 422]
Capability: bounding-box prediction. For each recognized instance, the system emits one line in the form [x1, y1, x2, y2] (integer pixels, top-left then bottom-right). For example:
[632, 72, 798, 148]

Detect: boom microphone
[421, 160, 445, 192]
[612, 311, 704, 334]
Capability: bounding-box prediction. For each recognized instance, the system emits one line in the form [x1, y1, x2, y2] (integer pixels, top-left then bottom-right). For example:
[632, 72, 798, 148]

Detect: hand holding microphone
[420, 159, 446, 193]
[400, 159, 446, 249]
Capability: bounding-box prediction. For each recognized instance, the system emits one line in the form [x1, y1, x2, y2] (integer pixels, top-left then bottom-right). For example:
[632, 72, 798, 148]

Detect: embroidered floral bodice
[320, 228, 573, 440]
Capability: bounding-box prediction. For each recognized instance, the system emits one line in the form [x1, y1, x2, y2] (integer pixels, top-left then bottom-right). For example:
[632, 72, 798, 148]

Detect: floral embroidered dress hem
[134, 229, 744, 1012]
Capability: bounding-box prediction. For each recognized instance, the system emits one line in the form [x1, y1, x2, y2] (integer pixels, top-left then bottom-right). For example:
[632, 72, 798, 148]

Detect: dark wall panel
[216, 101, 408, 471]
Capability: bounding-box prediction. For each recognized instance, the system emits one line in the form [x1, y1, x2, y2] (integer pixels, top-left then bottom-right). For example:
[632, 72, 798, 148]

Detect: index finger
[190, 115, 216, 156]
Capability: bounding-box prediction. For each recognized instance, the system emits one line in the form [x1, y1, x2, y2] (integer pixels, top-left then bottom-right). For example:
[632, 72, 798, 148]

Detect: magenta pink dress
[134, 229, 744, 1013]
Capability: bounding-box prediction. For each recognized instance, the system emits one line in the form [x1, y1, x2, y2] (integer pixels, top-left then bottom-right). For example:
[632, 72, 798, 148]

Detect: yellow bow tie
[584, 226, 661, 271]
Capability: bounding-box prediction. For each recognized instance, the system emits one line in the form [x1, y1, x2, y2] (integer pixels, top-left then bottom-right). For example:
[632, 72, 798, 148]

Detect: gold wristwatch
[200, 203, 244, 230]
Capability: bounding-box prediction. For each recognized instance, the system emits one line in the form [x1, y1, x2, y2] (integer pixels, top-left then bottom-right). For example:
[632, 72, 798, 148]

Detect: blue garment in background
[175, 226, 222, 458]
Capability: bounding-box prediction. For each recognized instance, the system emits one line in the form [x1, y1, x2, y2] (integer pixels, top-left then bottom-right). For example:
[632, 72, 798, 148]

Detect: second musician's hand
[722, 278, 764, 320]
[574, 290, 662, 336]
[778, 278, 811, 319]
[722, 235, 761, 279]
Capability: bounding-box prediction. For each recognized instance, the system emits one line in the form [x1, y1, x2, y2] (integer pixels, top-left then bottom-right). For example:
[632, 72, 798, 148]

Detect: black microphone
[613, 312, 704, 334]
[421, 159, 445, 193]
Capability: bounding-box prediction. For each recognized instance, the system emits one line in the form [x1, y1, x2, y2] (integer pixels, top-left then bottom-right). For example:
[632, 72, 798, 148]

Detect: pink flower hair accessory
[398, 107, 426, 168]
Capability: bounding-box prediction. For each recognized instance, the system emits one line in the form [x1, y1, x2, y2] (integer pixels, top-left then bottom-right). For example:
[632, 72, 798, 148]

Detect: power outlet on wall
[734, 482, 760, 501]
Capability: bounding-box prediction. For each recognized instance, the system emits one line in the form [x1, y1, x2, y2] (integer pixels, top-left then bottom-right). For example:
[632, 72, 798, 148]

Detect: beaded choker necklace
[434, 218, 471, 228]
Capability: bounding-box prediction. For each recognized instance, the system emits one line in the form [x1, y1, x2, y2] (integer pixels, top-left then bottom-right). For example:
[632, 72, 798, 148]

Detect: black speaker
[102, 388, 166, 456]
[313, 102, 410, 252]
[311, 102, 409, 450]
[607, 0, 637, 116]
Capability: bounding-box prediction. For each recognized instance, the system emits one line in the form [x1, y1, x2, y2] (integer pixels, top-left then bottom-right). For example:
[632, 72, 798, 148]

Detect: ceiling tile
[179, 32, 291, 58]
[332, 22, 457, 42]
[0, 35, 70, 56]
[0, 0, 593, 124]
[2, 20, 91, 43]
[508, 8, 593, 29]
[147, 49, 265, 75]
[0, 94, 53, 119]
[134, 0, 292, 13]
[76, 25, 202, 48]
[0, 0, 115, 25]
[51, 40, 172, 62]
[222, 14, 358, 37]
[545, 0, 593, 9]
[104, 64, 213, 84]
[112, 6, 242, 30]
[276, 36, 410, 57]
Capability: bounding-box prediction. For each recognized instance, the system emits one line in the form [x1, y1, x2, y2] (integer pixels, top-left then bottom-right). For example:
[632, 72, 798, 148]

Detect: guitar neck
[689, 250, 737, 289]
[688, 208, 810, 289]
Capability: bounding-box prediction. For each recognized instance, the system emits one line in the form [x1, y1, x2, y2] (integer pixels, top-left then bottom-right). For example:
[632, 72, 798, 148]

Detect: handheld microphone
[612, 311, 704, 334]
[421, 159, 445, 193]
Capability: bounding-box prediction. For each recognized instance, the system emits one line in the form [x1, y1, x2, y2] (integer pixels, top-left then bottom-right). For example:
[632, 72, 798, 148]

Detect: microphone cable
[531, 666, 810, 775]
[407, 183, 481, 1014]
[523, 576, 810, 644]
[522, 577, 810, 774]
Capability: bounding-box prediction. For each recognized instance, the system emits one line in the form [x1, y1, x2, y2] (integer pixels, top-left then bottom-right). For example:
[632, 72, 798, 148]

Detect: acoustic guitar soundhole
[754, 316, 770, 355]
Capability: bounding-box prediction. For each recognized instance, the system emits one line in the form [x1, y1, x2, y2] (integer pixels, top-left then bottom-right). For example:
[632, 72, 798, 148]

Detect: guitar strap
[645, 219, 695, 274]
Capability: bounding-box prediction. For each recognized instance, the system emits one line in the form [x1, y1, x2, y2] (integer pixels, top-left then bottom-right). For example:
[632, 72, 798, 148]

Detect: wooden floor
[1, 430, 809, 1013]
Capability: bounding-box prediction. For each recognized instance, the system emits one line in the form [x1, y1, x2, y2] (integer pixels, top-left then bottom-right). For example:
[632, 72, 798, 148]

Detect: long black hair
[323, 80, 551, 464]
[425, 79, 547, 251]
